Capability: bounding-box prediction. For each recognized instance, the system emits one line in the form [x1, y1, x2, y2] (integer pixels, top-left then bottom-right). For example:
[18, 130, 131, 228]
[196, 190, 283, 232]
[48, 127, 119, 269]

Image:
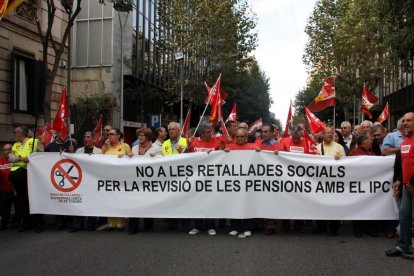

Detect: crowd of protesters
[0, 111, 413, 259]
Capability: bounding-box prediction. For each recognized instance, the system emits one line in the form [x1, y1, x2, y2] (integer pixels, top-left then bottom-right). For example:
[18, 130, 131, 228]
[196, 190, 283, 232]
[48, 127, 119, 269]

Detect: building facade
[0, 0, 68, 142]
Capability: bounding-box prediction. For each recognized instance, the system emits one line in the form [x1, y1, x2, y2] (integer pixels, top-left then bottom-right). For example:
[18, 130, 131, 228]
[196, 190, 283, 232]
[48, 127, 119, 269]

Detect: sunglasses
[236, 135, 246, 138]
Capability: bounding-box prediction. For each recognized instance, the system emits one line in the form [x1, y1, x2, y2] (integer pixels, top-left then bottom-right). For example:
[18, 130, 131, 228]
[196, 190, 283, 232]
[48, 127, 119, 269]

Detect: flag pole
[192, 74, 221, 137]
[333, 104, 336, 128]
[353, 95, 356, 126]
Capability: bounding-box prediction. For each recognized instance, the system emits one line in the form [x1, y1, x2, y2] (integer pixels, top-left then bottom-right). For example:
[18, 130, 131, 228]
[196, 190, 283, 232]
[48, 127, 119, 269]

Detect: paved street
[0, 220, 412, 275]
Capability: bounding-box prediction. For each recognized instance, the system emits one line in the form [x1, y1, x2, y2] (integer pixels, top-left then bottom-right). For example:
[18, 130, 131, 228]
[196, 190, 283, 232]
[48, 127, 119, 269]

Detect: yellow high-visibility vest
[162, 137, 187, 155]
[11, 138, 39, 171]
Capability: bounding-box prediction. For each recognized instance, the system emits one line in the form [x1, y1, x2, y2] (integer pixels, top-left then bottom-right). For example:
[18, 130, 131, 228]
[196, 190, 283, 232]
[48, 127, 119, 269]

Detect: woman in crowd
[334, 129, 349, 155]
[102, 128, 131, 231]
[128, 128, 161, 235]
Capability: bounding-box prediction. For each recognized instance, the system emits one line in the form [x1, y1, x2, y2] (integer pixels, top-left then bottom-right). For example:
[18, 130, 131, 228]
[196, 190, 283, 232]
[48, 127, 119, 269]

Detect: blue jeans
[396, 185, 414, 253]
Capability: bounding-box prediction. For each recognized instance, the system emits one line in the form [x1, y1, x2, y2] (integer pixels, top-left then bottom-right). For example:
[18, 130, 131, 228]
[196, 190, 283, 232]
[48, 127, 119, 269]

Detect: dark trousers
[72, 216, 98, 230]
[128, 218, 154, 234]
[166, 219, 190, 231]
[316, 220, 341, 234]
[9, 168, 31, 227]
[193, 219, 215, 231]
[0, 190, 14, 227]
[230, 219, 252, 232]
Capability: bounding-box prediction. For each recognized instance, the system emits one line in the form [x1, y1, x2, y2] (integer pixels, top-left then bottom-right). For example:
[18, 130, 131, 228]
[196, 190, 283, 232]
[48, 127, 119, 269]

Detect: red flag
[360, 83, 377, 119]
[377, 102, 390, 123]
[283, 100, 293, 138]
[305, 107, 326, 134]
[209, 87, 228, 126]
[0, 1, 9, 20]
[225, 104, 237, 123]
[35, 123, 53, 148]
[182, 108, 191, 137]
[307, 76, 336, 112]
[52, 86, 69, 139]
[362, 83, 378, 105]
[220, 117, 229, 137]
[361, 103, 373, 119]
[303, 129, 319, 155]
[248, 118, 263, 136]
[0, 0, 24, 21]
[204, 74, 221, 105]
[93, 114, 103, 141]
[204, 83, 213, 105]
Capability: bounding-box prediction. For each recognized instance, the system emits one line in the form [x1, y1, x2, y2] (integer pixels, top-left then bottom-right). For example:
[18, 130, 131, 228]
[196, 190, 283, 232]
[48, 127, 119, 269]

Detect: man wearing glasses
[225, 127, 256, 238]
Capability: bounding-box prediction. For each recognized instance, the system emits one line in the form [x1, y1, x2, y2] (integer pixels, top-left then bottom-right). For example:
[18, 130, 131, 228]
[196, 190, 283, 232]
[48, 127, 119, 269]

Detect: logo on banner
[50, 159, 83, 192]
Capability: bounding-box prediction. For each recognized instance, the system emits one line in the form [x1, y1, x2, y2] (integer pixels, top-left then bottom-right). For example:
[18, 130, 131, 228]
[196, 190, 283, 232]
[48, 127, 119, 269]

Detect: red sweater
[0, 156, 13, 191]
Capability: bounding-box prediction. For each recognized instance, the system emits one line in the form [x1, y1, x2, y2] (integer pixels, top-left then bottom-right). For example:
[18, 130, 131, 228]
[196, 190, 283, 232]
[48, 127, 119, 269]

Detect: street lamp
[175, 52, 184, 126]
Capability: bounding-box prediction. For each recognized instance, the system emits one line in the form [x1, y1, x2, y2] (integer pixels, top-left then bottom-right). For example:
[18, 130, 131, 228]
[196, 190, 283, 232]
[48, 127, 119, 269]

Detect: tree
[377, 0, 414, 69]
[29, 0, 82, 124]
[301, 0, 390, 124]
[157, 0, 258, 103]
[70, 93, 117, 143]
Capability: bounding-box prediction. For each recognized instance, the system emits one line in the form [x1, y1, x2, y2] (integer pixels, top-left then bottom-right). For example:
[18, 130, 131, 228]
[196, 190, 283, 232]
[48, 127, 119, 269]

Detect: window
[11, 51, 43, 114]
[73, 0, 113, 67]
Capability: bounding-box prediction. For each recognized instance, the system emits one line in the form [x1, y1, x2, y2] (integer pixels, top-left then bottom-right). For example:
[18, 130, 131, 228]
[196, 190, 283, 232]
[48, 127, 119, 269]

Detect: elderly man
[340, 121, 356, 151]
[225, 127, 256, 238]
[187, 122, 221, 236]
[162, 122, 187, 156]
[162, 122, 188, 231]
[386, 112, 414, 260]
[8, 126, 43, 232]
[361, 120, 373, 134]
[382, 118, 405, 156]
[315, 127, 345, 236]
[353, 124, 362, 137]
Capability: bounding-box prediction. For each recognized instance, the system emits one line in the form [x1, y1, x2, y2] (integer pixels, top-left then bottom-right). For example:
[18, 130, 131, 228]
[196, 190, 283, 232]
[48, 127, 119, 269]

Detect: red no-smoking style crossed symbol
[50, 159, 83, 192]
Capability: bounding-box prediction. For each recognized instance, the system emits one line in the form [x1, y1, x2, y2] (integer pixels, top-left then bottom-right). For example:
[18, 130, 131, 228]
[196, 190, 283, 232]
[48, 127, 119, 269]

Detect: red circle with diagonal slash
[50, 159, 83, 192]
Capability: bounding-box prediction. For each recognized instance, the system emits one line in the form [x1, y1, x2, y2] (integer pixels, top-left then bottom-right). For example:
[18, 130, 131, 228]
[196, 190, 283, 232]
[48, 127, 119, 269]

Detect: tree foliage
[299, 0, 414, 123]
[70, 93, 117, 142]
[218, 59, 273, 124]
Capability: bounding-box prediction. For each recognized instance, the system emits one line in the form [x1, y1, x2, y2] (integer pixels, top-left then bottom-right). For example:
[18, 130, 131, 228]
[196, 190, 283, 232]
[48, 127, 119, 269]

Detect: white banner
[28, 151, 398, 219]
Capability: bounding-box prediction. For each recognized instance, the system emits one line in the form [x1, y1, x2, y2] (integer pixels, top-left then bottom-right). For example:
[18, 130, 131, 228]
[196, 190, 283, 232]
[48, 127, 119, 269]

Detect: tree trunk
[43, 74, 52, 124]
